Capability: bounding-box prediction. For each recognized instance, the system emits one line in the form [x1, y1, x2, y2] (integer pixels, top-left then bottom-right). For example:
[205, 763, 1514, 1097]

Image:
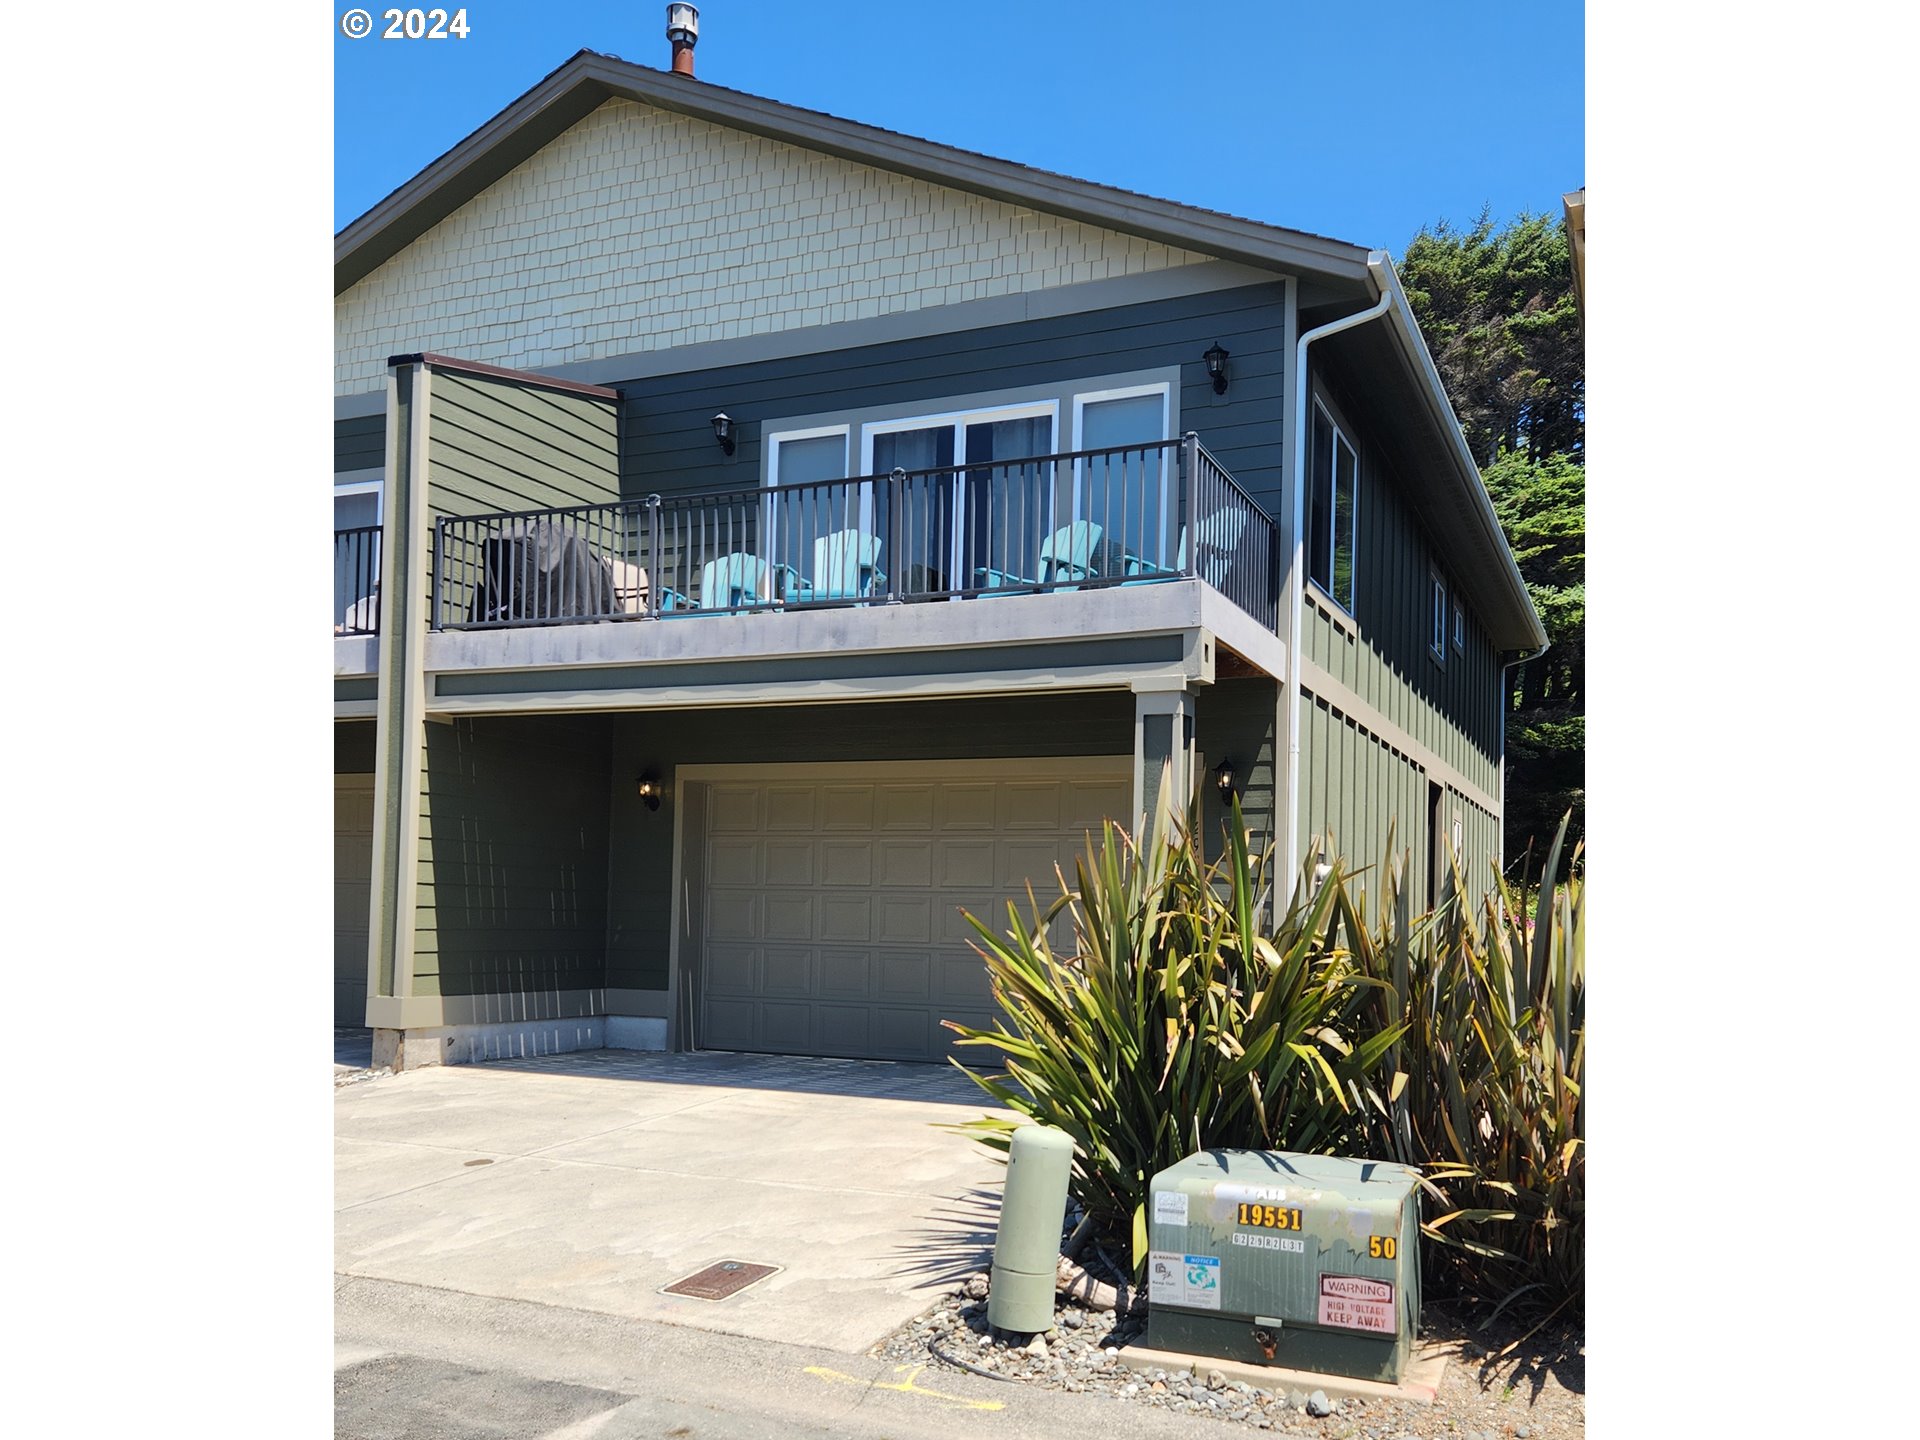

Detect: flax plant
[944, 798, 1399, 1274]
[1340, 814, 1585, 1320]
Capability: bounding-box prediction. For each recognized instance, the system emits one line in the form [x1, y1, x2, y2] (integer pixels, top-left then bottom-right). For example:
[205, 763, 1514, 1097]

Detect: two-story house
[333, 29, 1545, 1072]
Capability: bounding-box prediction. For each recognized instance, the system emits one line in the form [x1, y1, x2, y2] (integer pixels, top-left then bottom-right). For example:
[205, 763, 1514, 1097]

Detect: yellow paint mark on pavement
[804, 1363, 1005, 1412]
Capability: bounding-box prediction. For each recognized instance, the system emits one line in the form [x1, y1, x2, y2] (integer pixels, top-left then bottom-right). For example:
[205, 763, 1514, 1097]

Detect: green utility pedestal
[1145, 1149, 1421, 1382]
[987, 1124, 1074, 1334]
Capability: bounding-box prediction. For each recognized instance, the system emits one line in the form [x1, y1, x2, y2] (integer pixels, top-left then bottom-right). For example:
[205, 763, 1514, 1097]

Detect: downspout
[1496, 638, 1551, 875]
[1282, 257, 1395, 892]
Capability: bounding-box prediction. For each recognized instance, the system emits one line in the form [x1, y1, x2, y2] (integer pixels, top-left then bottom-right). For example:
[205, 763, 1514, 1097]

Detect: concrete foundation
[606, 1016, 668, 1051]
[1113, 1341, 1448, 1405]
[373, 1015, 667, 1072]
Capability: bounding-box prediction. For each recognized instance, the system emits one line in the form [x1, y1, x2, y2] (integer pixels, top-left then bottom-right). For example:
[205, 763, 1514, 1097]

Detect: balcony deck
[335, 437, 1286, 709]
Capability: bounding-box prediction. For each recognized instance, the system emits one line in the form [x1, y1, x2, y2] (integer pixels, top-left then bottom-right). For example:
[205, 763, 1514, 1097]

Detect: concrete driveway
[335, 1050, 1009, 1354]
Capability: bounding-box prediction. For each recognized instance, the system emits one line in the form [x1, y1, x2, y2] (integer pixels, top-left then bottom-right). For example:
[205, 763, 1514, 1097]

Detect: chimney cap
[666, 4, 700, 43]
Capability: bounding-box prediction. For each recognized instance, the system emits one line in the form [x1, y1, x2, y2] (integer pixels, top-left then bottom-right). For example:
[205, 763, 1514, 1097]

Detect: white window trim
[1069, 382, 1172, 450]
[1429, 565, 1449, 667]
[765, 423, 852, 485]
[334, 470, 384, 525]
[1452, 596, 1466, 653]
[858, 399, 1059, 473]
[1310, 397, 1360, 618]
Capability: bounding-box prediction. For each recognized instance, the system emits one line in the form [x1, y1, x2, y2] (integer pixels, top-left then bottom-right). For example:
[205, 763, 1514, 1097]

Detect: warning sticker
[1182, 1254, 1222, 1310]
[1149, 1250, 1223, 1311]
[1317, 1274, 1396, 1334]
[1153, 1190, 1189, 1227]
[1147, 1251, 1183, 1307]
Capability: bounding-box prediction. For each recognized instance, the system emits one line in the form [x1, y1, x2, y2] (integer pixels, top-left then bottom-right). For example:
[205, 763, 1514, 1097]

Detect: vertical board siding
[617, 283, 1290, 520]
[335, 412, 385, 473]
[1195, 678, 1280, 864]
[425, 370, 620, 519]
[413, 714, 612, 999]
[604, 692, 1136, 993]
[1296, 692, 1437, 927]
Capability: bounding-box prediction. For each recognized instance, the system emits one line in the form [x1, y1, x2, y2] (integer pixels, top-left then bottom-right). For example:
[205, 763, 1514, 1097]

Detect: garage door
[699, 767, 1131, 1062]
[335, 774, 376, 1026]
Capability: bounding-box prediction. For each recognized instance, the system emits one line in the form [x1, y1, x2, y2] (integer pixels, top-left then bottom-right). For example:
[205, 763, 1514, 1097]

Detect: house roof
[335, 49, 1543, 651]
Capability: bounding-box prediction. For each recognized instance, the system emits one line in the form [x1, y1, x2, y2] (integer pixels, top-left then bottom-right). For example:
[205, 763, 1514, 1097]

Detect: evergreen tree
[1400, 209, 1585, 868]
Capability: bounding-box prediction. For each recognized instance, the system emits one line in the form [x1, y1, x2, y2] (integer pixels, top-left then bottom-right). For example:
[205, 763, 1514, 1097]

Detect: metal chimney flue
[666, 4, 700, 76]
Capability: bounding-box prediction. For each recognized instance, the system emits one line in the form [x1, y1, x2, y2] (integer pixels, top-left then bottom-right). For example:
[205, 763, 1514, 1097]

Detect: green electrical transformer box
[1145, 1150, 1421, 1382]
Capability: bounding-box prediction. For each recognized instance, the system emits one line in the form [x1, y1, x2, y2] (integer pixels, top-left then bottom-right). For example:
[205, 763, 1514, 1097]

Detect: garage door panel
[938, 954, 993, 1008]
[764, 894, 815, 942]
[818, 950, 872, 998]
[703, 997, 756, 1050]
[823, 784, 876, 830]
[817, 1006, 871, 1054]
[823, 841, 875, 886]
[763, 840, 813, 886]
[1001, 782, 1063, 829]
[820, 895, 872, 942]
[875, 951, 932, 1003]
[710, 786, 761, 832]
[876, 896, 932, 944]
[701, 764, 1127, 1062]
[705, 943, 759, 995]
[760, 1001, 813, 1051]
[708, 894, 760, 940]
[879, 841, 932, 887]
[937, 842, 994, 889]
[941, 785, 996, 829]
[872, 1008, 932, 1059]
[879, 785, 936, 829]
[760, 947, 814, 997]
[765, 786, 817, 830]
[1067, 780, 1131, 829]
[1000, 840, 1067, 888]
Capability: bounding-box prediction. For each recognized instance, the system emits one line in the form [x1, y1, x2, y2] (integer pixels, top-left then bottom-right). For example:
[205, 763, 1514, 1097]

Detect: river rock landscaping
[871, 1272, 1583, 1439]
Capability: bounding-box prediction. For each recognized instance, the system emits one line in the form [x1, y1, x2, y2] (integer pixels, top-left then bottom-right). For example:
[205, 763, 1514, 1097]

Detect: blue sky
[334, 1, 1583, 255]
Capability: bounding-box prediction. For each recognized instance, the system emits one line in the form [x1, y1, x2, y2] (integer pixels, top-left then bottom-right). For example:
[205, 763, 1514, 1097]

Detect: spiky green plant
[944, 800, 1400, 1273]
[1341, 814, 1585, 1321]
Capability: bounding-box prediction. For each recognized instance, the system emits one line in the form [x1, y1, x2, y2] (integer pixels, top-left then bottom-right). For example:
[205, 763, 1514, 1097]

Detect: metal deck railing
[426, 434, 1279, 633]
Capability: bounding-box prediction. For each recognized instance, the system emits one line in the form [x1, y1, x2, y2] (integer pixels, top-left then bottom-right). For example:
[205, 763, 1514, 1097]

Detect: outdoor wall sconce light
[636, 773, 663, 811]
[710, 411, 736, 455]
[1203, 343, 1230, 395]
[1214, 759, 1240, 803]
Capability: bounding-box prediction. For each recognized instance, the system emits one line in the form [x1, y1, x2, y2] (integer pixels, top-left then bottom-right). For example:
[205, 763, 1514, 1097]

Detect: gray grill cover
[468, 521, 615, 623]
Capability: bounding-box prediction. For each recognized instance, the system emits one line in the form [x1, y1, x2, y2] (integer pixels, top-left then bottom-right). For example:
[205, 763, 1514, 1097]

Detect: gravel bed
[871, 1271, 1583, 1439]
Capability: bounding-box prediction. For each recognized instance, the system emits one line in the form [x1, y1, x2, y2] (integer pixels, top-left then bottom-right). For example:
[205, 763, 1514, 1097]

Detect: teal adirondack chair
[807, 529, 886, 600]
[1124, 510, 1248, 588]
[698, 553, 771, 609]
[975, 521, 1105, 592]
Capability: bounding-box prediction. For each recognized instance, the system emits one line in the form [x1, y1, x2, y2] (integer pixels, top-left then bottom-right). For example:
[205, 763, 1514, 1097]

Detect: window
[1429, 567, 1448, 664]
[861, 401, 1058, 592]
[1452, 596, 1466, 652]
[1308, 401, 1358, 612]
[1074, 384, 1173, 572]
[334, 475, 382, 630]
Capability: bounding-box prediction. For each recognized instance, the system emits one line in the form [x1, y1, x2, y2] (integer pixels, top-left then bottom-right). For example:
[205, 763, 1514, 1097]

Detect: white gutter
[1283, 266, 1394, 892]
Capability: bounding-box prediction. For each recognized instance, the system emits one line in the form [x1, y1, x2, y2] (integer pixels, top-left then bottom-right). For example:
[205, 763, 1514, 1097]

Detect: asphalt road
[336, 1274, 1229, 1440]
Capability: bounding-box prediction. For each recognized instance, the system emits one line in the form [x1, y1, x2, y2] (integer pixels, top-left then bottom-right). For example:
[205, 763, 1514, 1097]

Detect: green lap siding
[426, 371, 620, 519]
[335, 412, 385, 473]
[413, 714, 612, 999]
[617, 282, 1291, 518]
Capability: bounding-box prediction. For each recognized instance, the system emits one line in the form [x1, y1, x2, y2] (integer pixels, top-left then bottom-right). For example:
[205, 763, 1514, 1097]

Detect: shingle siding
[335, 97, 1214, 395]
